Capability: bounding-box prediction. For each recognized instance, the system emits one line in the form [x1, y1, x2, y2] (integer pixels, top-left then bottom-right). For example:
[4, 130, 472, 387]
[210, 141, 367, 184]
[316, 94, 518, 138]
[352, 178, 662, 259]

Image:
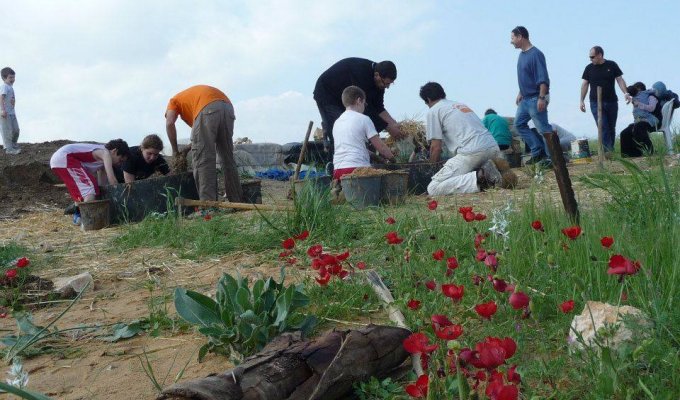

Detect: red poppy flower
[472, 274, 483, 286]
[607, 254, 641, 276]
[434, 324, 463, 340]
[474, 233, 487, 248]
[475, 301, 498, 319]
[463, 211, 476, 222]
[427, 200, 438, 210]
[441, 284, 464, 302]
[484, 254, 498, 269]
[471, 337, 517, 370]
[307, 244, 323, 257]
[294, 230, 309, 240]
[403, 333, 439, 354]
[407, 299, 421, 310]
[600, 236, 614, 249]
[431, 314, 453, 329]
[561, 225, 582, 240]
[458, 206, 473, 215]
[286, 257, 297, 264]
[279, 250, 292, 258]
[476, 249, 487, 262]
[281, 238, 295, 250]
[446, 257, 459, 270]
[315, 273, 331, 286]
[405, 374, 429, 398]
[16, 257, 30, 268]
[385, 217, 396, 225]
[5, 268, 18, 279]
[486, 379, 519, 400]
[432, 249, 445, 261]
[507, 364, 521, 384]
[311, 258, 325, 270]
[203, 214, 212, 221]
[336, 251, 350, 261]
[0, 313, 6, 318]
[492, 278, 508, 293]
[531, 220, 544, 232]
[508, 291, 530, 310]
[385, 231, 404, 245]
[425, 280, 437, 291]
[474, 213, 487, 221]
[356, 261, 367, 270]
[559, 299, 575, 313]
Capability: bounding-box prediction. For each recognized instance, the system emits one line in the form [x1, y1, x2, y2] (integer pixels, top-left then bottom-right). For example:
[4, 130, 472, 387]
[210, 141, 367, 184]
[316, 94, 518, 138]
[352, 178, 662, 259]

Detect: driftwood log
[158, 325, 411, 400]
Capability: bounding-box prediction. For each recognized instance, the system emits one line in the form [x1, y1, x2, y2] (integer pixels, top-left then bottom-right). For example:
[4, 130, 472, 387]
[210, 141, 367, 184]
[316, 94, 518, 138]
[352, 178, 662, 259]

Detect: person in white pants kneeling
[420, 82, 503, 195]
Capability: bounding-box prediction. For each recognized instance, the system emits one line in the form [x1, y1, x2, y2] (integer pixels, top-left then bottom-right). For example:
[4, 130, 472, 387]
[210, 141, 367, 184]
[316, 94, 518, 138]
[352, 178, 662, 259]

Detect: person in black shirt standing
[579, 46, 631, 154]
[313, 58, 405, 171]
[116, 134, 170, 183]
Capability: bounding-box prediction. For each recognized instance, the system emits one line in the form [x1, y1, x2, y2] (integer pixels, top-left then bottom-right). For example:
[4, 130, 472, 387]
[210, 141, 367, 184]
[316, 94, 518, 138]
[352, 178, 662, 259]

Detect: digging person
[114, 134, 170, 183]
[165, 85, 243, 202]
[50, 140, 130, 224]
[420, 82, 505, 195]
[313, 58, 405, 174]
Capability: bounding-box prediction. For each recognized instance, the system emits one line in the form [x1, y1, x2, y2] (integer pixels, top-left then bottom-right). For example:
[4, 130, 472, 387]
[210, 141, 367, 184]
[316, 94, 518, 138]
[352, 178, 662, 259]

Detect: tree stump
[158, 324, 411, 400]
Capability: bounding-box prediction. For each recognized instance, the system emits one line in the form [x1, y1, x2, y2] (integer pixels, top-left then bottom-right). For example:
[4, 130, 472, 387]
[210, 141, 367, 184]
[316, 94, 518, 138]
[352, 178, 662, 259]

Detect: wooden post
[175, 197, 293, 212]
[597, 86, 605, 167]
[543, 131, 580, 223]
[293, 121, 314, 182]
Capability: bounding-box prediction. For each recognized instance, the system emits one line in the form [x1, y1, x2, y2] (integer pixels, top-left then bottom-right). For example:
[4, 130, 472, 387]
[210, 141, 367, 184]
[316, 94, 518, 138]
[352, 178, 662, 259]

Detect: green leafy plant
[174, 268, 316, 362]
[353, 376, 404, 400]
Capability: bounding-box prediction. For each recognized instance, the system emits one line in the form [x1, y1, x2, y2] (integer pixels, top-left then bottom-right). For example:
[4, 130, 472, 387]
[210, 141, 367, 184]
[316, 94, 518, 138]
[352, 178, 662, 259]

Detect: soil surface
[0, 140, 671, 399]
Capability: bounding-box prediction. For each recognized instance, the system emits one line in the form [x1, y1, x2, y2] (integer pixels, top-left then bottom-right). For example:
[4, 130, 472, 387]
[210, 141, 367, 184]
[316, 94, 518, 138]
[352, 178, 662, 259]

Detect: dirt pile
[0, 140, 75, 217]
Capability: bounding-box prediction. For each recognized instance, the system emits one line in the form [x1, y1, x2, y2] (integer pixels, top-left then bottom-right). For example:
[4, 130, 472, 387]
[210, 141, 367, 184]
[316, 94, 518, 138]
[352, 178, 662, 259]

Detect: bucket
[381, 171, 409, 205]
[372, 161, 445, 195]
[340, 175, 382, 209]
[77, 199, 110, 231]
[570, 139, 592, 163]
[241, 179, 262, 204]
[291, 175, 331, 196]
[501, 151, 522, 168]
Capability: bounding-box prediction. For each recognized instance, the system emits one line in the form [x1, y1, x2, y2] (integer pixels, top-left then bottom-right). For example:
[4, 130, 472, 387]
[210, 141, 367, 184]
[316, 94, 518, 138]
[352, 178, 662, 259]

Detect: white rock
[568, 301, 651, 350]
[52, 272, 94, 298]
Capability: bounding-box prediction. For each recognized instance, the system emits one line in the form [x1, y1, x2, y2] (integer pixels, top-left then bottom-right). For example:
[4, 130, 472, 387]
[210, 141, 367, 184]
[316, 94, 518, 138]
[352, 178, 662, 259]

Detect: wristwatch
[538, 95, 546, 100]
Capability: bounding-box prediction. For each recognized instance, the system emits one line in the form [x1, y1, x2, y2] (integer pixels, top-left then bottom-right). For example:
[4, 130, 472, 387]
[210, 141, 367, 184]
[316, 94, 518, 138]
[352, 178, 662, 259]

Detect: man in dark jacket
[313, 58, 404, 164]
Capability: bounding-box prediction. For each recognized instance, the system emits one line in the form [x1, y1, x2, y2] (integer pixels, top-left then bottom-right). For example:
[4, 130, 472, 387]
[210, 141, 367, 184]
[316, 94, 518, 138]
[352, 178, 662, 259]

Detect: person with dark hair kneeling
[115, 134, 170, 183]
[420, 82, 504, 195]
[620, 82, 657, 157]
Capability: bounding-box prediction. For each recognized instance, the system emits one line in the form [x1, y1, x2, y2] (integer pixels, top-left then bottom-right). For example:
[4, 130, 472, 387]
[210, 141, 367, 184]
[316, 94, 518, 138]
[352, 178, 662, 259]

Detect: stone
[52, 272, 94, 298]
[568, 301, 651, 351]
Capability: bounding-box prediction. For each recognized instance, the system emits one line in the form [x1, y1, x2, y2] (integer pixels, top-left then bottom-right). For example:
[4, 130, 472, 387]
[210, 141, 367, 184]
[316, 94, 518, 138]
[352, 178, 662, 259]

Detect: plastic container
[241, 179, 263, 204]
[380, 171, 409, 205]
[372, 161, 445, 195]
[291, 175, 331, 196]
[77, 199, 110, 231]
[340, 175, 382, 209]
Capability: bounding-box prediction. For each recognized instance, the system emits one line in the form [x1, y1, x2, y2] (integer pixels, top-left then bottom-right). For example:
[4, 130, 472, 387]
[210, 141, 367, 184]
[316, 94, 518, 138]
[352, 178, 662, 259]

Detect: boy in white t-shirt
[331, 85, 395, 181]
[1, 67, 20, 155]
[420, 82, 503, 195]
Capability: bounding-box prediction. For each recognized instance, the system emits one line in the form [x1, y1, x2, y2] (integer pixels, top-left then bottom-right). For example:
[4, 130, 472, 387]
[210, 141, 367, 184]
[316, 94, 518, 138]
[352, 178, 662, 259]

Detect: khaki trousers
[191, 101, 243, 202]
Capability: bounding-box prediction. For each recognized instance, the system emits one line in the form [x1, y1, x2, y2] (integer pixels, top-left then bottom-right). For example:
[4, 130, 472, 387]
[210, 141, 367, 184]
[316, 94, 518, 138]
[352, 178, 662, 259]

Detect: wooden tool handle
[175, 197, 292, 212]
[293, 121, 314, 182]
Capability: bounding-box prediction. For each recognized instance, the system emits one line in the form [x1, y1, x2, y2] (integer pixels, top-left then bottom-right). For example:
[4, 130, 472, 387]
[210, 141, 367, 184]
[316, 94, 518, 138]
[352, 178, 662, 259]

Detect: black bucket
[340, 175, 382, 209]
[102, 172, 199, 223]
[372, 161, 445, 195]
[241, 179, 263, 204]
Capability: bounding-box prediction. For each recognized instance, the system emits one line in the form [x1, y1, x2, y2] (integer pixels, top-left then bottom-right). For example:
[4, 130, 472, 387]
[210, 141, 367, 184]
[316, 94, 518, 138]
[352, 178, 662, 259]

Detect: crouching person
[331, 86, 395, 196]
[50, 140, 129, 223]
[115, 134, 170, 183]
[421, 82, 503, 195]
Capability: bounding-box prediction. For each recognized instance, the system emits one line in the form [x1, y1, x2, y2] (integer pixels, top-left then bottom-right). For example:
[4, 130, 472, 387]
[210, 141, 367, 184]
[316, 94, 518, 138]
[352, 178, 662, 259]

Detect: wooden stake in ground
[175, 197, 292, 212]
[597, 86, 605, 167]
[542, 131, 580, 223]
[293, 121, 314, 182]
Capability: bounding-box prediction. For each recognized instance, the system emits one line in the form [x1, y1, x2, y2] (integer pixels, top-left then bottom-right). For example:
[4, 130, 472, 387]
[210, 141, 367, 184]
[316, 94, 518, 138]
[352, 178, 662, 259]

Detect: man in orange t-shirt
[165, 85, 243, 202]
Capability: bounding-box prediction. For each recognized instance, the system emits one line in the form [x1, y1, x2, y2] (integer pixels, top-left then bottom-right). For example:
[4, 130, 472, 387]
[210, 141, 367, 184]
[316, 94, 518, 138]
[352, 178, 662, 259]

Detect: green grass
[107, 157, 679, 399]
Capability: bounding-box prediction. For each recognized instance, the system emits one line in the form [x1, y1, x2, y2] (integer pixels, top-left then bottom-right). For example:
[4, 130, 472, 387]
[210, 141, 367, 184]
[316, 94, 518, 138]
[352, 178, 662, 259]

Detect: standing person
[510, 26, 553, 167]
[331, 86, 395, 182]
[117, 134, 170, 183]
[482, 109, 512, 150]
[419, 82, 503, 196]
[50, 140, 129, 223]
[165, 85, 242, 202]
[579, 46, 631, 155]
[1, 67, 20, 155]
[313, 58, 405, 172]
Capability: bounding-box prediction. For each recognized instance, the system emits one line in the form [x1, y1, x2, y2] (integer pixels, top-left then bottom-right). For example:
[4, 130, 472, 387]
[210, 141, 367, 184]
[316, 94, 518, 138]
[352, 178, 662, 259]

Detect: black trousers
[620, 121, 654, 157]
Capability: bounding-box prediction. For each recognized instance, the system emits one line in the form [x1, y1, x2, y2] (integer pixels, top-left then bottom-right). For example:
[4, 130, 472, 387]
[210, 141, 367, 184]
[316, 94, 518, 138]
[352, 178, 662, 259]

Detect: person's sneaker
[538, 159, 553, 169]
[524, 155, 545, 166]
[64, 203, 77, 215]
[5, 148, 21, 155]
[72, 210, 81, 225]
[325, 162, 334, 176]
[479, 159, 503, 187]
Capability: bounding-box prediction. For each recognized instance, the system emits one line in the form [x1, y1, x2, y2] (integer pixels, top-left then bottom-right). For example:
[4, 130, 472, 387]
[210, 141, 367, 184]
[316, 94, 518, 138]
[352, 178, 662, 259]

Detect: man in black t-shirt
[313, 58, 405, 165]
[579, 46, 631, 153]
[114, 145, 170, 183]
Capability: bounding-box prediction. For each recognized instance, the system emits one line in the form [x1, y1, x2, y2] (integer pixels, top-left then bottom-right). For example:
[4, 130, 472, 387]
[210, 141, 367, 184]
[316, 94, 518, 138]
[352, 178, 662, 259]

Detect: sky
[5, 0, 680, 150]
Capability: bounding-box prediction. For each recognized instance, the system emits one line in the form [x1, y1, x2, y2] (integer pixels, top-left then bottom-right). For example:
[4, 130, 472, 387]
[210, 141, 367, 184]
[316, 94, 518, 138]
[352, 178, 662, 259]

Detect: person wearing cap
[579, 46, 630, 155]
[313, 58, 405, 172]
[510, 26, 553, 168]
[165, 85, 243, 202]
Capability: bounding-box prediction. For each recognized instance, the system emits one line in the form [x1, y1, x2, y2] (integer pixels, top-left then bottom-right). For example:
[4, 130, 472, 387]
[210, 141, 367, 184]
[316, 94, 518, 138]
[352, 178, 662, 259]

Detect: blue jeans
[589, 101, 618, 152]
[514, 96, 552, 158]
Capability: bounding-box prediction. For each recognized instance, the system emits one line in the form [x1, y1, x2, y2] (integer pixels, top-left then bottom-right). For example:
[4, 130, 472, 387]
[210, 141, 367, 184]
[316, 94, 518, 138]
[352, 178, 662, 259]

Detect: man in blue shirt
[511, 26, 552, 167]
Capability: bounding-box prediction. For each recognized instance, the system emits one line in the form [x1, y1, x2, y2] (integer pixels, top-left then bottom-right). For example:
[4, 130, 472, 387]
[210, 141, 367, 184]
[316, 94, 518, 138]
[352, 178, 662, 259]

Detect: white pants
[427, 147, 501, 195]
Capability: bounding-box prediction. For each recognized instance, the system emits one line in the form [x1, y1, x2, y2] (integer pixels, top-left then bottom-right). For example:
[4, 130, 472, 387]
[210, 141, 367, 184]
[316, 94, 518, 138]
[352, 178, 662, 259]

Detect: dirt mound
[0, 140, 76, 217]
